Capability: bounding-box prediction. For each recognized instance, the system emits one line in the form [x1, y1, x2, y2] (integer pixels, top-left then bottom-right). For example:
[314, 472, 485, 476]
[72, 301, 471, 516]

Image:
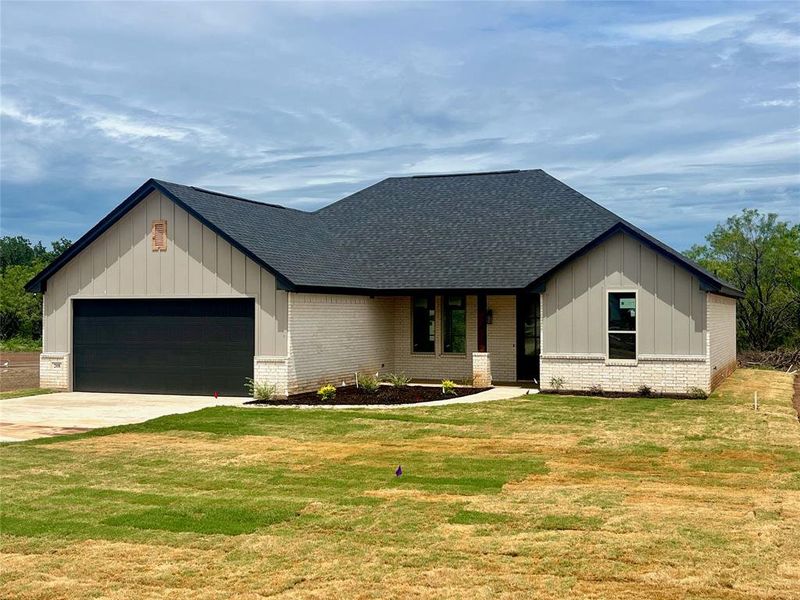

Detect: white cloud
[0, 100, 62, 127]
[92, 115, 188, 141]
[616, 14, 754, 42]
[754, 99, 797, 107]
[746, 28, 800, 48]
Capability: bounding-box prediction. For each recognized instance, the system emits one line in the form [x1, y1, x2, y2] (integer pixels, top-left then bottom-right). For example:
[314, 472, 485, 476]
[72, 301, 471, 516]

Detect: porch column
[473, 294, 492, 387]
[477, 294, 487, 352]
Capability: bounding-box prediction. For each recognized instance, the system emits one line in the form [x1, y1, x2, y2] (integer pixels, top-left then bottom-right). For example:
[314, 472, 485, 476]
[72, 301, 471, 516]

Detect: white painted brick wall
[286, 293, 394, 393]
[708, 293, 737, 390]
[540, 354, 710, 395]
[254, 356, 289, 398]
[472, 352, 492, 387]
[40, 352, 70, 390]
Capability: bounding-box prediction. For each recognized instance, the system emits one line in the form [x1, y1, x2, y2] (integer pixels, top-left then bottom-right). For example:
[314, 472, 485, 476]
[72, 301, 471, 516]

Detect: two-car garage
[72, 299, 254, 396]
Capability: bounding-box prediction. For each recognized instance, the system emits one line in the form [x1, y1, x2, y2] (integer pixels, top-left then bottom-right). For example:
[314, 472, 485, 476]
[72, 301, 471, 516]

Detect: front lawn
[0, 388, 53, 401]
[1, 369, 798, 599]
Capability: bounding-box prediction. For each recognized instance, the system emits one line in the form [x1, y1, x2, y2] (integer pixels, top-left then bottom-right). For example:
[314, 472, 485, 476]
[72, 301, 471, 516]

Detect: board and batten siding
[542, 232, 706, 357]
[41, 190, 288, 357]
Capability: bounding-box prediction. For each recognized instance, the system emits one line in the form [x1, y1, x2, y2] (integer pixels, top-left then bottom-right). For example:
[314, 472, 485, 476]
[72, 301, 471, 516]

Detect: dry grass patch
[1, 369, 799, 599]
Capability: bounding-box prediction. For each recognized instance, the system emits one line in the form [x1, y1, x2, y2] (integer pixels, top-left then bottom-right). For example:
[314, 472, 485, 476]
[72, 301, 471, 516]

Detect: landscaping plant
[384, 372, 411, 387]
[356, 372, 380, 393]
[441, 379, 457, 395]
[244, 378, 277, 401]
[317, 384, 336, 402]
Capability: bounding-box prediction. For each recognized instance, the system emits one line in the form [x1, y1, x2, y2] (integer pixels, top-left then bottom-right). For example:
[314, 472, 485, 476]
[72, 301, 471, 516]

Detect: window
[443, 295, 466, 353]
[151, 220, 167, 251]
[412, 295, 435, 353]
[607, 291, 636, 360]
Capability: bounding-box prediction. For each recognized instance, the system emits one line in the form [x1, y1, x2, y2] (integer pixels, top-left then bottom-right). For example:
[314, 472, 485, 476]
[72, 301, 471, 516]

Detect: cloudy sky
[1, 1, 798, 250]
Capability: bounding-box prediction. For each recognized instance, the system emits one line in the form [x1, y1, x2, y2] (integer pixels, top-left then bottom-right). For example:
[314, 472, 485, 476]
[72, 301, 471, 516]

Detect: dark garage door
[73, 299, 254, 396]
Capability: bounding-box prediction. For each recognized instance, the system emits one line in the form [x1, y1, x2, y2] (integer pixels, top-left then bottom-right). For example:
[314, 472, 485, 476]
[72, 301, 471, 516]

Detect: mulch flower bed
[245, 384, 488, 406]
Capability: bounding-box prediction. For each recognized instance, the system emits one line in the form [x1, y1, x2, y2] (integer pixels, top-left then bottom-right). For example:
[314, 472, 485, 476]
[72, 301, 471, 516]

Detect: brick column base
[472, 352, 492, 387]
[40, 352, 70, 390]
[253, 356, 289, 398]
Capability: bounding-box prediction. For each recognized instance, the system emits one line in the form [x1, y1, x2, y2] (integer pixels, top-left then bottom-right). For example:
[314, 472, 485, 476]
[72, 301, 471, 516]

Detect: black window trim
[411, 294, 436, 354]
[442, 294, 467, 355]
[606, 289, 638, 362]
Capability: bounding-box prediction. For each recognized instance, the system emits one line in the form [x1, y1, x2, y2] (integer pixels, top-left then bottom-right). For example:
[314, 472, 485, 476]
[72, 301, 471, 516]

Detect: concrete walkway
[243, 385, 535, 410]
[0, 386, 536, 442]
[0, 392, 244, 442]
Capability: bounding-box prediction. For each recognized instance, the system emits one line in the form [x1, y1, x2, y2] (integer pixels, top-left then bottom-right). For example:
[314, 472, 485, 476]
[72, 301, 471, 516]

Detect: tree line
[1, 236, 71, 344]
[0, 208, 798, 351]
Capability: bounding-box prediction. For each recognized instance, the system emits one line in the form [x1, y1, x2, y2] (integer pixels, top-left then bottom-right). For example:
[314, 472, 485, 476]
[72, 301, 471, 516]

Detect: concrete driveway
[0, 392, 245, 442]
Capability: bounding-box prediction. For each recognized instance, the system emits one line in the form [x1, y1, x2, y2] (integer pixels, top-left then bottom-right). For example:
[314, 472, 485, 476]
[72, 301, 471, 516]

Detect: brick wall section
[540, 354, 709, 394]
[487, 295, 516, 381]
[254, 356, 289, 398]
[472, 352, 492, 387]
[285, 293, 394, 393]
[708, 293, 737, 390]
[40, 352, 70, 390]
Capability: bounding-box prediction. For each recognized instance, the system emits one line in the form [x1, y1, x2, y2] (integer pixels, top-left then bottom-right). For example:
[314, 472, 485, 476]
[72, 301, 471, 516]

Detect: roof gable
[26, 170, 742, 297]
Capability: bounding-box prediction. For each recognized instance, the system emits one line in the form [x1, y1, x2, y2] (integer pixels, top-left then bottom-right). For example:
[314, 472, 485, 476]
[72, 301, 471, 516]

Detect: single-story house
[26, 169, 741, 397]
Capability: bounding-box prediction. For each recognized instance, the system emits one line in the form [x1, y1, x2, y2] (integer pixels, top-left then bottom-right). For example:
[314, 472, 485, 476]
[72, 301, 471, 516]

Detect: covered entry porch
[402, 292, 541, 386]
[278, 291, 542, 396]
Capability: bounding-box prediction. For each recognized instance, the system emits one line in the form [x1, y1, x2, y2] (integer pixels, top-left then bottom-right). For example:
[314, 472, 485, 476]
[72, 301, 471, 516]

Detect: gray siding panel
[41, 190, 287, 357]
[542, 232, 706, 356]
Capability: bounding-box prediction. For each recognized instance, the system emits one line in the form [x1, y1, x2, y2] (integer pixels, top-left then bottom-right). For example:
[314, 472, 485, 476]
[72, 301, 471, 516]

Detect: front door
[516, 293, 540, 383]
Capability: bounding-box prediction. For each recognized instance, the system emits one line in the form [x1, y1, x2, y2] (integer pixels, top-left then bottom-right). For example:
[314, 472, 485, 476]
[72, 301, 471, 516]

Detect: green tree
[0, 236, 72, 343]
[686, 209, 800, 351]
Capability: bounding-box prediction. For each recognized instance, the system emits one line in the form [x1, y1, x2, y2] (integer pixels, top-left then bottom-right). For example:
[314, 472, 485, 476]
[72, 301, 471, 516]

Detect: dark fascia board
[290, 285, 524, 296]
[25, 179, 297, 294]
[524, 221, 745, 299]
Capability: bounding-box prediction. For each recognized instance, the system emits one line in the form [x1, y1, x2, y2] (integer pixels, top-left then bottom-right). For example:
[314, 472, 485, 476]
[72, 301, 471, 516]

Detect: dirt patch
[247, 384, 488, 406]
[0, 422, 92, 441]
[0, 352, 39, 392]
[543, 388, 707, 399]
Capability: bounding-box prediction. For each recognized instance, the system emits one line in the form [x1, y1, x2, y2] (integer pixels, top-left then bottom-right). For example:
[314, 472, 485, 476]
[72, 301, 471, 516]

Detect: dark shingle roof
[26, 169, 741, 296]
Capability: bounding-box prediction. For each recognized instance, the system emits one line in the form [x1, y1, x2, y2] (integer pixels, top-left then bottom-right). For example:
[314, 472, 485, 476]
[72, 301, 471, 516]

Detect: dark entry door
[73, 298, 254, 396]
[516, 293, 540, 383]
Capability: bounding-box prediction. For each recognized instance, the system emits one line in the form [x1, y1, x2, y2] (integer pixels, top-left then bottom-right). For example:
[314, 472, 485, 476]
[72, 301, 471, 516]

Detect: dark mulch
[245, 385, 487, 406]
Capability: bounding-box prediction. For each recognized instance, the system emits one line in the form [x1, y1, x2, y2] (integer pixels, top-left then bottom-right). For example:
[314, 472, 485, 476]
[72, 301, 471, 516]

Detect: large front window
[443, 295, 466, 353]
[608, 291, 636, 360]
[412, 295, 435, 353]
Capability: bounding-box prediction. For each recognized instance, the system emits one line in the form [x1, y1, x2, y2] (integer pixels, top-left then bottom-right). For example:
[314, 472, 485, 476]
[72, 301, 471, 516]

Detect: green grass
[1, 369, 798, 599]
[0, 387, 53, 400]
[0, 336, 42, 352]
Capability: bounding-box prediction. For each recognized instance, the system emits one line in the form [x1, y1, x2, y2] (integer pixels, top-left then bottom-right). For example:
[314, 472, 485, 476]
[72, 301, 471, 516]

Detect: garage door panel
[73, 299, 254, 396]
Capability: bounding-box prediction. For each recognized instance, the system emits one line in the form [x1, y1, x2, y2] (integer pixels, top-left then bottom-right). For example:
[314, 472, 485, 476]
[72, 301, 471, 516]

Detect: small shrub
[356, 372, 380, 393]
[637, 385, 653, 397]
[460, 376, 474, 387]
[244, 378, 277, 401]
[384, 372, 411, 387]
[587, 384, 604, 397]
[549, 376, 565, 391]
[317, 384, 336, 402]
[441, 379, 457, 395]
[687, 387, 708, 399]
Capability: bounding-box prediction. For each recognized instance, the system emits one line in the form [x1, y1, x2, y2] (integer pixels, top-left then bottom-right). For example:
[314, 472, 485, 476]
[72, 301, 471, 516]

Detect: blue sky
[1, 1, 798, 250]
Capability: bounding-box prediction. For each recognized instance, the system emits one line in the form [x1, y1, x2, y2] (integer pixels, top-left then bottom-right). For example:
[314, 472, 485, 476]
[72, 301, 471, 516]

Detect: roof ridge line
[188, 185, 289, 210]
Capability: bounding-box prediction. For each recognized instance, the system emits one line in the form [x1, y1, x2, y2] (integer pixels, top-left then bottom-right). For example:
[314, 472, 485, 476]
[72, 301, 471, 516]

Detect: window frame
[605, 289, 638, 363]
[411, 294, 436, 354]
[442, 294, 467, 355]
